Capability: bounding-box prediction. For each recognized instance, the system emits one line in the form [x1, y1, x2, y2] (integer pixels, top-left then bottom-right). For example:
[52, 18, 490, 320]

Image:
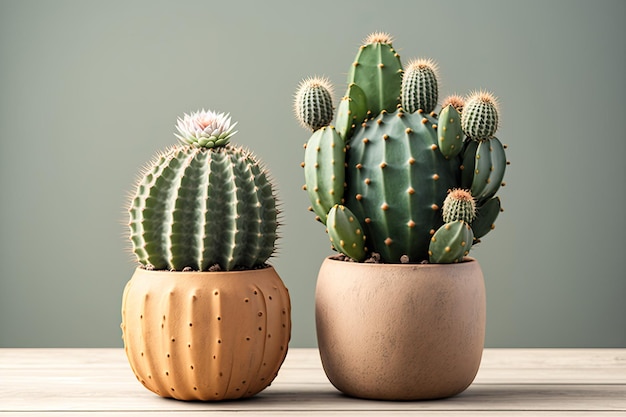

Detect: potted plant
[293, 32, 507, 400]
[121, 109, 291, 401]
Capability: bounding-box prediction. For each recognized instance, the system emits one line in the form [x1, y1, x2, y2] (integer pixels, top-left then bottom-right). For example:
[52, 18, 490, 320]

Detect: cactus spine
[129, 109, 279, 271]
[294, 33, 508, 264]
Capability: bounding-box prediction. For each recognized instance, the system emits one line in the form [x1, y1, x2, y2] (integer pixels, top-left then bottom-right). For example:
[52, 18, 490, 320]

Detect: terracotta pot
[315, 257, 485, 400]
[121, 266, 291, 401]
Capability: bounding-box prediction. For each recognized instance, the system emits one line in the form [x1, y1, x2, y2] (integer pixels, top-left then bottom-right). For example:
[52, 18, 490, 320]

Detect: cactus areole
[128, 109, 279, 272]
[294, 33, 508, 264]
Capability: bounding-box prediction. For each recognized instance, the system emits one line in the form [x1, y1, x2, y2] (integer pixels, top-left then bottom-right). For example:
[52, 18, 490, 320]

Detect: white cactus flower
[174, 109, 238, 148]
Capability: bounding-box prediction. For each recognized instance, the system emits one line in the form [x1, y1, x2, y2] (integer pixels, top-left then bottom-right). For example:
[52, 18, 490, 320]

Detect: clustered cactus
[294, 32, 508, 264]
[128, 109, 279, 271]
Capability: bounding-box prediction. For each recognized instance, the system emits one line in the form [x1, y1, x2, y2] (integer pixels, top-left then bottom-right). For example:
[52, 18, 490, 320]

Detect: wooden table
[1, 348, 625, 416]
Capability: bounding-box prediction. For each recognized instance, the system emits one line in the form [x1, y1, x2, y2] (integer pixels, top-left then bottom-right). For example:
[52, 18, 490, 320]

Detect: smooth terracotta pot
[121, 266, 291, 401]
[315, 257, 485, 400]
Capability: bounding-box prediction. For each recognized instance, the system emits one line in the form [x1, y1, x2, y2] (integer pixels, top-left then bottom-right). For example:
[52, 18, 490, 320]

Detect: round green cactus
[461, 91, 500, 140]
[294, 77, 335, 131]
[129, 110, 278, 271]
[401, 58, 439, 114]
[442, 189, 476, 224]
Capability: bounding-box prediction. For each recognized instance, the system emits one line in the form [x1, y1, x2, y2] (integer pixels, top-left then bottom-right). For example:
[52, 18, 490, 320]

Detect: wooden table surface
[1, 348, 625, 416]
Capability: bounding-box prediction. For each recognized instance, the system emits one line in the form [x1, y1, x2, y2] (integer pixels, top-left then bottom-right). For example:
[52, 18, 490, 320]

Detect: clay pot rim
[132, 264, 276, 276]
[324, 256, 476, 269]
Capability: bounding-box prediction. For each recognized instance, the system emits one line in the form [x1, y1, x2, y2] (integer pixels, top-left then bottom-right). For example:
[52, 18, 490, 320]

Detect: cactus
[326, 205, 367, 262]
[438, 104, 464, 159]
[344, 109, 459, 262]
[461, 91, 499, 140]
[442, 189, 476, 224]
[294, 77, 335, 131]
[429, 189, 475, 263]
[293, 33, 508, 264]
[348, 32, 403, 116]
[302, 126, 346, 223]
[401, 59, 439, 114]
[129, 109, 279, 271]
[335, 83, 368, 140]
[471, 196, 501, 239]
[429, 221, 474, 264]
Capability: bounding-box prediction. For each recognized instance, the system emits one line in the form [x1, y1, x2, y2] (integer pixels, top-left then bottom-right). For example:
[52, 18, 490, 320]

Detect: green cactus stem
[401, 58, 439, 114]
[461, 91, 500, 140]
[303, 126, 346, 223]
[294, 77, 335, 131]
[334, 83, 368, 141]
[428, 220, 474, 263]
[348, 32, 403, 117]
[327, 204, 367, 261]
[462, 137, 507, 202]
[345, 109, 460, 263]
[437, 104, 464, 159]
[472, 196, 501, 239]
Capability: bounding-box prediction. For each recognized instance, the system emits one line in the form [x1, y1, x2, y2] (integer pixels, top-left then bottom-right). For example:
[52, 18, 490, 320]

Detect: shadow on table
[153, 383, 622, 412]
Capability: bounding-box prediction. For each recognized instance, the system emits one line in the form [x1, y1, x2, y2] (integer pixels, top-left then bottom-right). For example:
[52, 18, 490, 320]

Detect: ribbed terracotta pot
[315, 257, 485, 400]
[121, 266, 291, 401]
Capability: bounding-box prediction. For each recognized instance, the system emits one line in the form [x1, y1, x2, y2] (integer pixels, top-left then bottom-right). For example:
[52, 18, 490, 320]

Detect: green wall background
[1, 0, 624, 348]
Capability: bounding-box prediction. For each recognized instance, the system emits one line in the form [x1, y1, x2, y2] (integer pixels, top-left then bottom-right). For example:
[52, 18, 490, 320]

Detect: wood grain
[1, 348, 624, 415]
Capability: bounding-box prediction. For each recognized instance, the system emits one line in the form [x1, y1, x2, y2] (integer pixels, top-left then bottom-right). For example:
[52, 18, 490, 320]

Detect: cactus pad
[429, 220, 474, 263]
[348, 34, 403, 116]
[327, 204, 367, 262]
[334, 83, 368, 140]
[472, 196, 501, 239]
[462, 137, 506, 202]
[437, 104, 464, 158]
[303, 126, 345, 223]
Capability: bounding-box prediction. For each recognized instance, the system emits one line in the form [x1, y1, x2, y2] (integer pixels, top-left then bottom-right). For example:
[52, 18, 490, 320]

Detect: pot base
[121, 266, 291, 401]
